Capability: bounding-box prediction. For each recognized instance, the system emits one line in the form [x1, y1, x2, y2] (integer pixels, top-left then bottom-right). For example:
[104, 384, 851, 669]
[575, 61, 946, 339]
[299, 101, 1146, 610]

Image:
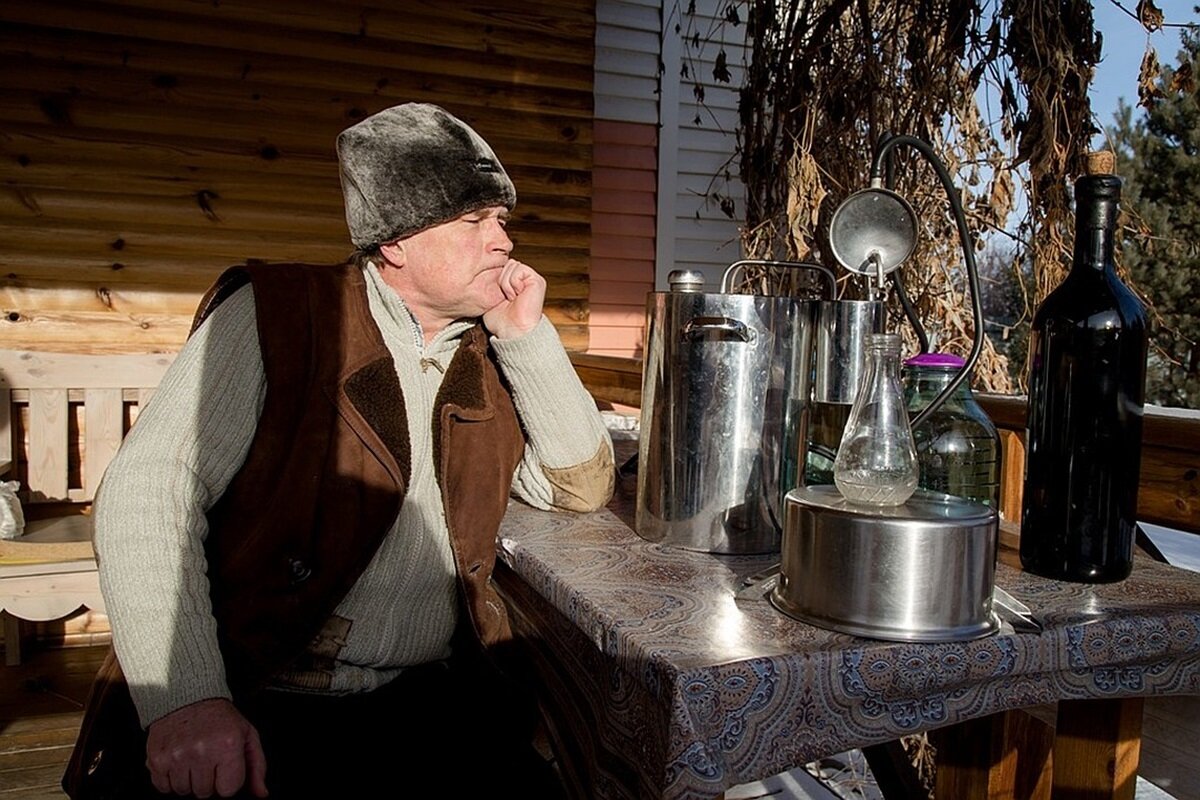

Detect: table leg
[931, 709, 1054, 799]
[1051, 697, 1143, 800]
[2, 610, 21, 666]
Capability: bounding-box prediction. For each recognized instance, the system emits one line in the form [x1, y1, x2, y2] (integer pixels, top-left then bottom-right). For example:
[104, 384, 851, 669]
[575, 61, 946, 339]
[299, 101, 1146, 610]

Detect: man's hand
[145, 698, 268, 798]
[482, 259, 546, 339]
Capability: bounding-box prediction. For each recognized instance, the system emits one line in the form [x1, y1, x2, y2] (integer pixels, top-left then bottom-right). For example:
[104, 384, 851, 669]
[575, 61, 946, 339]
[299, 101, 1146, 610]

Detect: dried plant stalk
[683, 0, 1103, 393]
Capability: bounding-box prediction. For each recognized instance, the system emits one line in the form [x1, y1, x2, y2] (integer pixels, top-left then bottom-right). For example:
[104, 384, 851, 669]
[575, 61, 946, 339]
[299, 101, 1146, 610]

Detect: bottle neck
[1071, 175, 1121, 274]
[865, 334, 902, 371]
[868, 351, 902, 383]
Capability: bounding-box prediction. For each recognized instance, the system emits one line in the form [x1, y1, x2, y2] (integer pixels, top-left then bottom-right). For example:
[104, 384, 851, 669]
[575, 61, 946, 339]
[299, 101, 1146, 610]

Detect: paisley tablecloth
[494, 463, 1200, 800]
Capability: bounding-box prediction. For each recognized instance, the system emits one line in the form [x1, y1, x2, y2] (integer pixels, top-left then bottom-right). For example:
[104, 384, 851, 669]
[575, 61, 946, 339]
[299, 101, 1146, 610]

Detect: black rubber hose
[892, 269, 930, 353]
[879, 143, 931, 352]
[871, 133, 985, 429]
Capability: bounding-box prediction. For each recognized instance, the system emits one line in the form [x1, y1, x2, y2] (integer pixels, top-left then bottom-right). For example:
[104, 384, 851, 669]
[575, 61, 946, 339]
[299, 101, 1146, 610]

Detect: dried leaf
[1136, 0, 1165, 32]
[713, 49, 732, 83]
[1169, 62, 1195, 95]
[988, 171, 1014, 223]
[1138, 47, 1165, 108]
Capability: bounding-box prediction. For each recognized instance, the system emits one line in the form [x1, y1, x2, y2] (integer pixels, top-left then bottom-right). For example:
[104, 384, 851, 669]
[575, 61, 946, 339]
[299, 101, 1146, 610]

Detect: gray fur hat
[337, 103, 517, 248]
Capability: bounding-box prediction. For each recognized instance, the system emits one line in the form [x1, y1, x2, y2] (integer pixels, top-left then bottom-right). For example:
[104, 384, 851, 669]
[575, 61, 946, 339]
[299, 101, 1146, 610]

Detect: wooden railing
[570, 353, 1200, 536]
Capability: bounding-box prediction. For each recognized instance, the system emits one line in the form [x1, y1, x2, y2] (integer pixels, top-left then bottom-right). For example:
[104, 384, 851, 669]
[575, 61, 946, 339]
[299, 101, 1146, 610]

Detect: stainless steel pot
[771, 485, 999, 641]
[636, 284, 818, 554]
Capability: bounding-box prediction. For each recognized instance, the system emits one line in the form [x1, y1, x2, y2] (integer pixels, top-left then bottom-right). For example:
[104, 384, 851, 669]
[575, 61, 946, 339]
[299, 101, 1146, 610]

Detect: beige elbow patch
[542, 441, 615, 512]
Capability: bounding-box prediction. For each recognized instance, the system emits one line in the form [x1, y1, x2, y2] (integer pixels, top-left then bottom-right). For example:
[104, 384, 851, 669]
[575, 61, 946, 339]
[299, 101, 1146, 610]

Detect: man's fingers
[213, 752, 247, 798]
[499, 259, 527, 300]
[191, 765, 217, 798]
[245, 727, 270, 797]
[483, 258, 546, 338]
[168, 767, 192, 796]
[148, 763, 173, 795]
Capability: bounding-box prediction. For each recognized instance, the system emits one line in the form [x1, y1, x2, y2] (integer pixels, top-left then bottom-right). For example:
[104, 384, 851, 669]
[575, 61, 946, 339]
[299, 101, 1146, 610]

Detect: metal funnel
[828, 187, 918, 276]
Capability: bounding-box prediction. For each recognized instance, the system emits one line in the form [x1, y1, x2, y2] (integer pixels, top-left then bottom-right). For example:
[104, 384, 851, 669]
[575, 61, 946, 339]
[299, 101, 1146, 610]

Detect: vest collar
[331, 301, 497, 493]
[435, 325, 497, 423]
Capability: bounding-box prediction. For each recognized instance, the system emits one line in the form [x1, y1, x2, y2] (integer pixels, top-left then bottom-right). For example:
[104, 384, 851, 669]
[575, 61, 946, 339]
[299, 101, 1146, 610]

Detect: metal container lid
[903, 352, 966, 369]
[773, 485, 1000, 642]
[787, 485, 995, 525]
[667, 269, 707, 293]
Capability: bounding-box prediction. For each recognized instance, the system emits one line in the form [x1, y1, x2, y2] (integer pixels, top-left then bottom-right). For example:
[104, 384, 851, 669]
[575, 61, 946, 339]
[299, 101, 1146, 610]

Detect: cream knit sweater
[94, 264, 611, 726]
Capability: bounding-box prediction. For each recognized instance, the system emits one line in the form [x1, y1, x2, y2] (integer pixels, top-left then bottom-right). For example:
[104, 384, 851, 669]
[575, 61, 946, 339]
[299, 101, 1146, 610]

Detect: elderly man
[65, 103, 613, 798]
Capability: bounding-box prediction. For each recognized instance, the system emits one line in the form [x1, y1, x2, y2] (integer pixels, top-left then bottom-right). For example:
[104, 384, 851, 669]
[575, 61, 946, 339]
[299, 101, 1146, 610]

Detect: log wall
[0, 0, 595, 353]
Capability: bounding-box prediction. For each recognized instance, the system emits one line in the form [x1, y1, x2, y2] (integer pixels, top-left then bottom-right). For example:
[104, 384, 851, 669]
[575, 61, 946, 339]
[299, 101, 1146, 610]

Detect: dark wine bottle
[1020, 153, 1149, 583]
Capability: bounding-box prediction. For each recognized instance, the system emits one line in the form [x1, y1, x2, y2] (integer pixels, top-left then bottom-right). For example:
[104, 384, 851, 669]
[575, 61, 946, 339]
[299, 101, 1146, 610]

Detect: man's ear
[379, 241, 405, 267]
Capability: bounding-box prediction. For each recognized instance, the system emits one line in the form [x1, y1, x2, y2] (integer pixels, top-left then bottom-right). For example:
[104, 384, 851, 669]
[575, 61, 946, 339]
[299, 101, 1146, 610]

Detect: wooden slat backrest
[28, 388, 68, 502]
[0, 351, 174, 504]
[0, 385, 10, 471]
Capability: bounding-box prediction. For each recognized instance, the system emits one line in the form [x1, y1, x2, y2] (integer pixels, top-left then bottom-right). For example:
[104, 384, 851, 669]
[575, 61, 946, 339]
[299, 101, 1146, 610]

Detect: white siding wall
[591, 0, 663, 356]
[595, 0, 747, 292]
[658, 0, 747, 291]
[596, 0, 661, 125]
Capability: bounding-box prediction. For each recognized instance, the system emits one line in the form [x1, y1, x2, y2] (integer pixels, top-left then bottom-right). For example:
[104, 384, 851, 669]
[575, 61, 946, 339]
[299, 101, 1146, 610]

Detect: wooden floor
[0, 644, 104, 799]
[1, 643, 1197, 799]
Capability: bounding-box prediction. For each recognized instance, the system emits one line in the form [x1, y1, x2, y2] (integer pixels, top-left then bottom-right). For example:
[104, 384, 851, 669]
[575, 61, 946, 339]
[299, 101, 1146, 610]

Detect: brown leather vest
[64, 262, 526, 797]
[197, 262, 525, 684]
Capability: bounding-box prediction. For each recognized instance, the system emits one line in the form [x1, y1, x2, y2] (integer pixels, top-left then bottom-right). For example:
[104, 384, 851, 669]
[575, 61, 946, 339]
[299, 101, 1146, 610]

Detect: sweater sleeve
[93, 284, 266, 727]
[489, 317, 614, 512]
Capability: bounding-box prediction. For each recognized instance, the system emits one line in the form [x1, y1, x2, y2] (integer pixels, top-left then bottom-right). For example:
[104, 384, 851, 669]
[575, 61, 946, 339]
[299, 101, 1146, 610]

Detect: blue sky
[1091, 1, 1197, 143]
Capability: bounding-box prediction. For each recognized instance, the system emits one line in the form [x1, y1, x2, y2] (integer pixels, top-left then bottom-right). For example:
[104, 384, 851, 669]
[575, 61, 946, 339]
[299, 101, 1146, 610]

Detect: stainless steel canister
[813, 299, 883, 404]
[803, 299, 883, 485]
[771, 485, 999, 641]
[636, 288, 818, 553]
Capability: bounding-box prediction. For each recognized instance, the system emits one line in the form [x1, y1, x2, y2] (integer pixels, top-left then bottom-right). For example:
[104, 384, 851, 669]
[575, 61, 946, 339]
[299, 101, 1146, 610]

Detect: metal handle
[720, 259, 837, 298]
[992, 586, 1042, 634]
[681, 316, 755, 342]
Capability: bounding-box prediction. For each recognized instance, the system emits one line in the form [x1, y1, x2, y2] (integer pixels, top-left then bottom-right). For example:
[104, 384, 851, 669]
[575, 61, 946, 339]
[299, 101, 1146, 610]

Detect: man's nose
[491, 222, 513, 253]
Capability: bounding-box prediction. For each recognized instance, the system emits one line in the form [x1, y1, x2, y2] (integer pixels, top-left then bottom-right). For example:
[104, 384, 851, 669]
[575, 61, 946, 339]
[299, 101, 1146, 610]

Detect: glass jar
[902, 353, 1001, 508]
[832, 333, 919, 506]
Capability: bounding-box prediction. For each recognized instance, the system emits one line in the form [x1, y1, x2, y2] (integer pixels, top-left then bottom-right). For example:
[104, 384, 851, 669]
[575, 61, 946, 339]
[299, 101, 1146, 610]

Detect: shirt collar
[362, 261, 473, 350]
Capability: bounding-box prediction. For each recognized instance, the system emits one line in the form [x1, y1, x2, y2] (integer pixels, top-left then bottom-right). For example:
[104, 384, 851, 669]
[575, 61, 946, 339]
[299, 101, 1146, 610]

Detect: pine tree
[1110, 26, 1200, 407]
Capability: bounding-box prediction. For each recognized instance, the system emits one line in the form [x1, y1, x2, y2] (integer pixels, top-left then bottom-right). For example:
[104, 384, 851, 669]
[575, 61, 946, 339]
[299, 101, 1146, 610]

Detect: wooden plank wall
[0, 0, 595, 354]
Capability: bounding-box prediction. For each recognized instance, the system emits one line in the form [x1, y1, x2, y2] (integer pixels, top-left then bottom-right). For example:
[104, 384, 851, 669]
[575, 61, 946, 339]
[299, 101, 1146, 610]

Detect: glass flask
[833, 333, 919, 506]
[902, 353, 1002, 507]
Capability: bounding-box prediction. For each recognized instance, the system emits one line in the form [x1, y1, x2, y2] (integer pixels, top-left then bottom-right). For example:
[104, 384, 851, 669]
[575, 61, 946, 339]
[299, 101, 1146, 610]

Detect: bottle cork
[1085, 150, 1116, 175]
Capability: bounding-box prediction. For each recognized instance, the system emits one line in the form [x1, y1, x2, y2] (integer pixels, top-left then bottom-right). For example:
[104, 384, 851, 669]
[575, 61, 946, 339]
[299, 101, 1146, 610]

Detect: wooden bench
[0, 350, 173, 665]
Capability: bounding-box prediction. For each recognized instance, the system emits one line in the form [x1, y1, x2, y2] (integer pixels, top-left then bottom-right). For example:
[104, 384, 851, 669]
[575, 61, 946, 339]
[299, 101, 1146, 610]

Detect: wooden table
[493, 452, 1200, 800]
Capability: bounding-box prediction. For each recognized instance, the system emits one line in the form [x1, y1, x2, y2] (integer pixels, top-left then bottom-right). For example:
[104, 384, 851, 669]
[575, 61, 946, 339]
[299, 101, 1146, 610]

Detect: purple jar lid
[904, 352, 965, 368]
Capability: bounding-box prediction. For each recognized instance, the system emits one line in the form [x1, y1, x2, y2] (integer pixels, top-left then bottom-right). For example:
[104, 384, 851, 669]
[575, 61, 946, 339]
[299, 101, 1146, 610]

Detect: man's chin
[469, 293, 505, 321]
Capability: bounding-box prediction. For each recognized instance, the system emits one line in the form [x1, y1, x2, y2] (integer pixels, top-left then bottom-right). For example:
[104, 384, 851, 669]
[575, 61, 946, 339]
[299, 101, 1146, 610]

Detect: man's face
[380, 206, 513, 327]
